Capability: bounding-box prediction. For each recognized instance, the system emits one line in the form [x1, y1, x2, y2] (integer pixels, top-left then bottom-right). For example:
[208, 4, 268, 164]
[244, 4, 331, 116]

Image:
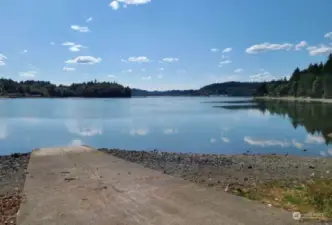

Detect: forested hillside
[200, 81, 262, 96]
[255, 54, 332, 98]
[0, 79, 131, 98]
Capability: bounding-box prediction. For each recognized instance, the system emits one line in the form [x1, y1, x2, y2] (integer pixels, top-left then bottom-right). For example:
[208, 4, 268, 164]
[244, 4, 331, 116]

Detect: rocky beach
[0, 153, 30, 225]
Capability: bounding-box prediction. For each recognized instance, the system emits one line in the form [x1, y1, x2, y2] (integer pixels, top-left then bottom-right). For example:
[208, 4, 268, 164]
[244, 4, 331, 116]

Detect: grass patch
[230, 179, 332, 219]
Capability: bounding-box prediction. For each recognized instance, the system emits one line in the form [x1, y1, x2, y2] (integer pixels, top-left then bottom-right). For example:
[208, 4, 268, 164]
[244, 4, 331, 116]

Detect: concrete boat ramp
[17, 146, 296, 225]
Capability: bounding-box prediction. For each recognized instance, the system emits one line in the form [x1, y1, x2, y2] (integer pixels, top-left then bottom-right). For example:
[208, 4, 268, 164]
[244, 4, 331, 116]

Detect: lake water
[0, 97, 331, 156]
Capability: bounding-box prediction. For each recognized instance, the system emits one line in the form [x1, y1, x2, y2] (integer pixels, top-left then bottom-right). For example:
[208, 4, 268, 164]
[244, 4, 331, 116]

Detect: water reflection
[244, 136, 290, 147]
[65, 120, 103, 137]
[0, 124, 8, 140]
[129, 128, 149, 136]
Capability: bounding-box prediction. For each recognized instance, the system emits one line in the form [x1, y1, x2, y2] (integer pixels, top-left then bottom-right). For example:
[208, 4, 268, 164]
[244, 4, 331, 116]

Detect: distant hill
[199, 81, 262, 96]
[131, 88, 202, 97]
[132, 82, 263, 97]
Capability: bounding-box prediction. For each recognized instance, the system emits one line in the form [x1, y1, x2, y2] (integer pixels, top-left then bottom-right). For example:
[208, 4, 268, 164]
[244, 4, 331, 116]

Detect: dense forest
[255, 54, 332, 98]
[0, 79, 131, 98]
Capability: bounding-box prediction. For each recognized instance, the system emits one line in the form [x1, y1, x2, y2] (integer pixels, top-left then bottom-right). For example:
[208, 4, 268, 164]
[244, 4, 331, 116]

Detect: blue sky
[0, 0, 332, 90]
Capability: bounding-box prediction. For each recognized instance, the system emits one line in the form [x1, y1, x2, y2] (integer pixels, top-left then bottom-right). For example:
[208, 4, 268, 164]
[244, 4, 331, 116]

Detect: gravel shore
[0, 153, 30, 225]
[99, 149, 332, 189]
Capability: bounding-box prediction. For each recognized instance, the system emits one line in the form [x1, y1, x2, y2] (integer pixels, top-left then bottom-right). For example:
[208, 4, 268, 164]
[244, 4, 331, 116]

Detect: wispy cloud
[307, 45, 332, 56]
[141, 76, 151, 80]
[50, 42, 55, 45]
[108, 74, 116, 78]
[295, 41, 308, 50]
[20, 49, 28, 54]
[162, 57, 179, 63]
[246, 42, 293, 54]
[86, 17, 92, 22]
[109, 0, 151, 10]
[65, 56, 101, 64]
[218, 60, 232, 67]
[71, 25, 90, 33]
[62, 41, 86, 52]
[234, 68, 243, 73]
[19, 71, 37, 78]
[210, 48, 219, 52]
[210, 138, 217, 143]
[222, 47, 232, 53]
[63, 67, 76, 72]
[244, 136, 290, 147]
[157, 74, 163, 79]
[127, 56, 150, 63]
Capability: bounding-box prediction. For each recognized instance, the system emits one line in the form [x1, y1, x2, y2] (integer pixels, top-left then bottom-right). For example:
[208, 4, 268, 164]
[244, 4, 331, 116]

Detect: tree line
[255, 54, 332, 98]
[0, 79, 131, 98]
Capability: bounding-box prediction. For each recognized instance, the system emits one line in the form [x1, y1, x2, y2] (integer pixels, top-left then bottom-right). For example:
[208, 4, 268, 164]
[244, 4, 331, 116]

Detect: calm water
[0, 97, 331, 156]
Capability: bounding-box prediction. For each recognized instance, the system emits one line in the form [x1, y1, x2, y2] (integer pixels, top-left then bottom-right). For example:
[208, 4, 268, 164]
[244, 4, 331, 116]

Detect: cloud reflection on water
[65, 120, 103, 137]
[244, 136, 290, 147]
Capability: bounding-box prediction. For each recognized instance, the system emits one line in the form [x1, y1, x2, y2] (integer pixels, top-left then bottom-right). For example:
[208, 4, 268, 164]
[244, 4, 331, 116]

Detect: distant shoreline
[254, 96, 332, 103]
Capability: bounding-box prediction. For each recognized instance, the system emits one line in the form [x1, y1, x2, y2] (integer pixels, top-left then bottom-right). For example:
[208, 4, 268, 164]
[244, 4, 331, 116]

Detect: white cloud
[210, 48, 219, 52]
[20, 49, 28, 54]
[221, 136, 230, 143]
[164, 128, 179, 135]
[324, 32, 332, 39]
[70, 139, 84, 146]
[141, 76, 151, 80]
[65, 56, 101, 64]
[292, 139, 304, 149]
[69, 44, 86, 52]
[157, 74, 163, 79]
[162, 57, 179, 63]
[86, 17, 92, 23]
[249, 71, 276, 82]
[19, 71, 37, 78]
[0, 53, 7, 66]
[71, 25, 90, 33]
[158, 68, 164, 71]
[307, 45, 332, 56]
[66, 121, 103, 137]
[108, 74, 116, 78]
[63, 67, 76, 72]
[219, 60, 232, 66]
[127, 56, 150, 63]
[244, 136, 290, 147]
[50, 42, 55, 45]
[109, 1, 120, 10]
[130, 128, 149, 136]
[122, 69, 132, 73]
[246, 42, 293, 54]
[222, 47, 232, 53]
[62, 41, 75, 46]
[234, 68, 243, 73]
[295, 41, 308, 50]
[305, 134, 325, 144]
